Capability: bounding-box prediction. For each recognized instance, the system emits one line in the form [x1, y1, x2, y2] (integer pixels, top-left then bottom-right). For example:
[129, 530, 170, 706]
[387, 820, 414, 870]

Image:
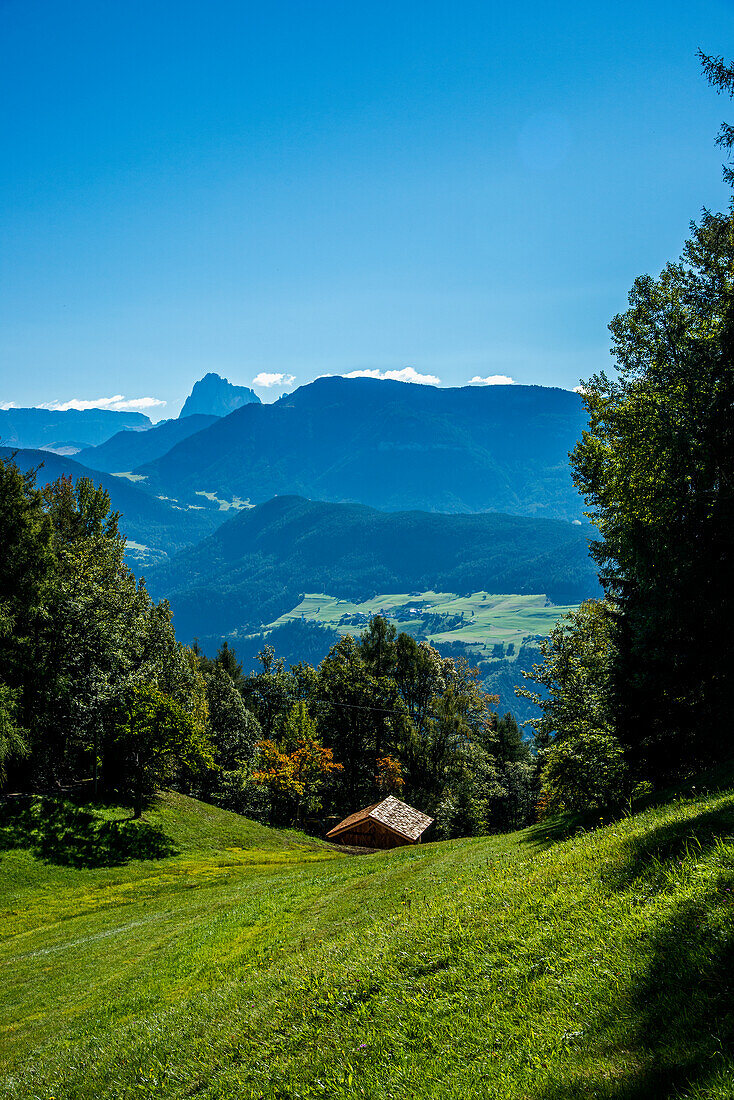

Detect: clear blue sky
[1, 0, 732, 418]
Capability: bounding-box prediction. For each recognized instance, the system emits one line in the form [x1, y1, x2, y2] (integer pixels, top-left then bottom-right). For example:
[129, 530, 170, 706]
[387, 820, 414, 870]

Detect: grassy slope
[1, 787, 733, 1099]
[270, 590, 581, 658]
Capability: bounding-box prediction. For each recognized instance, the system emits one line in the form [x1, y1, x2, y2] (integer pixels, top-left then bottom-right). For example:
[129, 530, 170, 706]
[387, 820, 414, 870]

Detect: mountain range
[145, 494, 599, 645]
[76, 414, 218, 473]
[0, 373, 258, 456]
[0, 407, 151, 451]
[1, 447, 221, 561]
[136, 377, 588, 520]
[2, 375, 599, 703]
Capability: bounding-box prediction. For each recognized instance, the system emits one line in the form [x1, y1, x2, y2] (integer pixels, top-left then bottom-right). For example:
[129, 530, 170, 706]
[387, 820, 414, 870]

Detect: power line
[307, 697, 411, 717]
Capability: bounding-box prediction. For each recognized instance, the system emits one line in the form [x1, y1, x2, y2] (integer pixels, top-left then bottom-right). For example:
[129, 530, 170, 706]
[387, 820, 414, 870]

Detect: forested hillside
[0, 448, 223, 560]
[136, 378, 588, 519]
[146, 494, 599, 642]
[0, 454, 537, 839]
[76, 413, 217, 473]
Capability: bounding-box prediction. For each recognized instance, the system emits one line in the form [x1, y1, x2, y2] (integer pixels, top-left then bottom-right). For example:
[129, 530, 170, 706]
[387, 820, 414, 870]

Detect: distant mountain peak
[140, 377, 587, 522]
[179, 373, 260, 418]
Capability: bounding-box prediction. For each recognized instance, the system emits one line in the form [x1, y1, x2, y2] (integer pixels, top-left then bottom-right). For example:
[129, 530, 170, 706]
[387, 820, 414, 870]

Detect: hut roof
[326, 796, 434, 843]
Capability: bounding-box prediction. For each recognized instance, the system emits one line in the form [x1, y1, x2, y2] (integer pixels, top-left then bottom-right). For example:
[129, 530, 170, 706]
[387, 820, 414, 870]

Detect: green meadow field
[1, 782, 733, 1099]
[270, 591, 581, 659]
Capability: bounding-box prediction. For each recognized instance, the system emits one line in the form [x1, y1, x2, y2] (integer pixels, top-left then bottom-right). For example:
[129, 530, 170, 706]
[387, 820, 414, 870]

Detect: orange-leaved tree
[252, 701, 342, 824]
[375, 754, 404, 795]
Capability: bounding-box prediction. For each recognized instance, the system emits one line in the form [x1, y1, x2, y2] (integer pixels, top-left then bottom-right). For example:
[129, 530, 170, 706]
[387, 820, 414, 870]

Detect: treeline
[0, 463, 212, 815]
[0, 457, 534, 836]
[522, 52, 734, 815]
[193, 621, 535, 836]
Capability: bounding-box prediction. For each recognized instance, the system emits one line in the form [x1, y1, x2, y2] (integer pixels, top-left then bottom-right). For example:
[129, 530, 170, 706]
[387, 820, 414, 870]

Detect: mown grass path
[1, 789, 733, 1099]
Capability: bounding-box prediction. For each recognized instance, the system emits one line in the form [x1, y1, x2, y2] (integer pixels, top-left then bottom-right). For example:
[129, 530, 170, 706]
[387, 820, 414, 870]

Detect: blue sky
[1, 0, 733, 418]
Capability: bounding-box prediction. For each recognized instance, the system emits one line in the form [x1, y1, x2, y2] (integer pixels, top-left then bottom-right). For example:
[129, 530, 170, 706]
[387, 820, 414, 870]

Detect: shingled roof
[326, 796, 433, 843]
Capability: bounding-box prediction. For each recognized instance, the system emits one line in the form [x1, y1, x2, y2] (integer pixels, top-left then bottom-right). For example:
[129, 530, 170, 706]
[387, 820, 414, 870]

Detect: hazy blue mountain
[76, 414, 217, 473]
[179, 373, 260, 418]
[146, 494, 599, 644]
[1, 448, 224, 562]
[0, 407, 151, 450]
[139, 377, 588, 520]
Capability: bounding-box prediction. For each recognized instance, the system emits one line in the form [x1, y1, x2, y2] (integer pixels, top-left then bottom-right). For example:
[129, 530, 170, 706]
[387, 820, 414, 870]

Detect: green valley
[270, 591, 580, 662]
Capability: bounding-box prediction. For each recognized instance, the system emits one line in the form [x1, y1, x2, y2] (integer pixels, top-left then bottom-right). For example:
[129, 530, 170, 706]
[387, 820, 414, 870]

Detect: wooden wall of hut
[337, 820, 412, 849]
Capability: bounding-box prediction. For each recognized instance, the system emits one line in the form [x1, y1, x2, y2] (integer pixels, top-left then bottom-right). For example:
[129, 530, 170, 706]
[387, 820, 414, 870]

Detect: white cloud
[0, 401, 17, 410]
[252, 372, 296, 388]
[38, 395, 166, 413]
[339, 367, 441, 386]
[572, 384, 586, 394]
[467, 375, 516, 386]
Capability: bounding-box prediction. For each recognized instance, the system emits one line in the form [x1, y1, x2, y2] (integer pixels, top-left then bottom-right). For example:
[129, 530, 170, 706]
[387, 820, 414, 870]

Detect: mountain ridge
[1, 447, 224, 561]
[179, 372, 260, 418]
[146, 493, 599, 643]
[76, 413, 218, 473]
[0, 407, 151, 450]
[138, 377, 588, 520]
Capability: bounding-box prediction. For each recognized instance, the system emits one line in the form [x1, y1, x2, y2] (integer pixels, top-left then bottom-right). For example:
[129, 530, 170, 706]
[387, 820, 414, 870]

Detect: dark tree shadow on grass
[602, 801, 734, 891]
[522, 808, 614, 849]
[524, 759, 734, 855]
[534, 886, 734, 1098]
[0, 796, 176, 867]
[534, 800, 734, 1099]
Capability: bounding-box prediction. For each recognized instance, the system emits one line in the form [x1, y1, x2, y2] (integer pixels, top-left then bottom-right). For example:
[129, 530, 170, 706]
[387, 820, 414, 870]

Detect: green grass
[269, 591, 581, 659]
[1, 784, 734, 1099]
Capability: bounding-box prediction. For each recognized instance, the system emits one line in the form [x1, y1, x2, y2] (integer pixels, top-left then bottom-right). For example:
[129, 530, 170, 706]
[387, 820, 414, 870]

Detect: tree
[241, 645, 301, 737]
[0, 459, 219, 795]
[0, 457, 54, 643]
[252, 702, 342, 824]
[360, 615, 397, 678]
[432, 741, 500, 839]
[375, 754, 404, 795]
[0, 682, 26, 788]
[494, 713, 530, 766]
[32, 476, 146, 786]
[205, 663, 260, 769]
[420, 687, 471, 801]
[0, 457, 54, 748]
[214, 640, 243, 689]
[564, 55, 734, 783]
[393, 634, 447, 739]
[699, 50, 734, 184]
[571, 209, 734, 778]
[192, 663, 262, 811]
[315, 635, 404, 807]
[519, 601, 624, 813]
[107, 684, 213, 817]
[539, 731, 625, 818]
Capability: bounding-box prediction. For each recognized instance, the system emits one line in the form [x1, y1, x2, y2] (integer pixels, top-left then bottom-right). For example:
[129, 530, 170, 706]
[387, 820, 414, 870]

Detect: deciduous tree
[107, 684, 213, 817]
[252, 702, 341, 824]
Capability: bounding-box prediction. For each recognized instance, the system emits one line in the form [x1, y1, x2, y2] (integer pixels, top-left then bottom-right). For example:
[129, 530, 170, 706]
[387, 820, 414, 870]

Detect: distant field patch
[194, 490, 254, 511]
[269, 591, 580, 658]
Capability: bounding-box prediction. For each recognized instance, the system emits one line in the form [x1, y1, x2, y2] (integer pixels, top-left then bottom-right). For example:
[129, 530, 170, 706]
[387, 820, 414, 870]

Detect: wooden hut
[326, 795, 433, 849]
